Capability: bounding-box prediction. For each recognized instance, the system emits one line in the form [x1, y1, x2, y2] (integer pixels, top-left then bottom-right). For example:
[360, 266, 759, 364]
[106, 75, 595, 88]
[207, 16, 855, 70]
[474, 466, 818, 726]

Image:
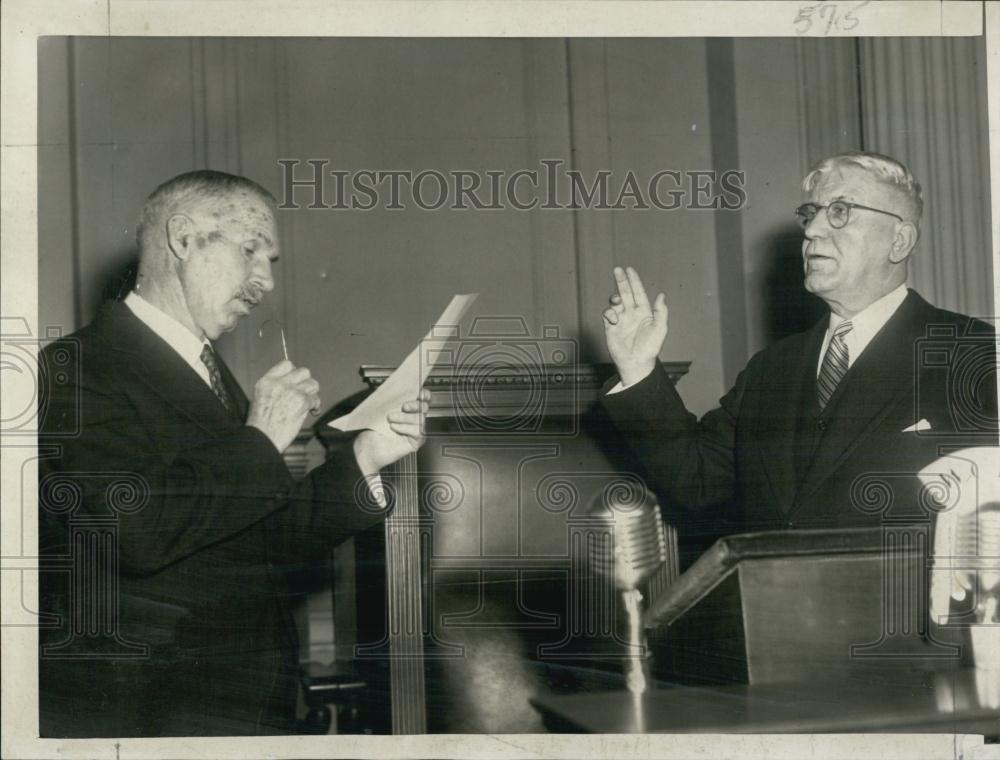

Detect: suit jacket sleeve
[264, 439, 388, 576]
[40, 342, 384, 578]
[600, 360, 752, 512]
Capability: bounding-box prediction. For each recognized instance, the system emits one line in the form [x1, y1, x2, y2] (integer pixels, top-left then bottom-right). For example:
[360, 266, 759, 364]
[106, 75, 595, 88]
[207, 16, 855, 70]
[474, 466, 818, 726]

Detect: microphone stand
[622, 587, 650, 695]
[587, 484, 668, 731]
[621, 586, 650, 732]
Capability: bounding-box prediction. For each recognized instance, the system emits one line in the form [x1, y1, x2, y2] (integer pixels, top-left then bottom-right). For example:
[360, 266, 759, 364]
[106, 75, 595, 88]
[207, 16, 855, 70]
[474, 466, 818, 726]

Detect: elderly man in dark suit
[601, 152, 996, 534]
[38, 170, 428, 736]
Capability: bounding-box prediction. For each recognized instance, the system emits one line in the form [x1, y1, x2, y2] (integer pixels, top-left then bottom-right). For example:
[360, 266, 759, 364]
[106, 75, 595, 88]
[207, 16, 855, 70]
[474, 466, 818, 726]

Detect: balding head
[137, 170, 276, 260]
[134, 170, 279, 339]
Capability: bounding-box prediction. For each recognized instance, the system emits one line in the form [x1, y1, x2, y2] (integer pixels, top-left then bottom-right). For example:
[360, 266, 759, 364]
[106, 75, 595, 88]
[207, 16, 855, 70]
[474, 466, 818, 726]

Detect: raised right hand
[602, 266, 669, 387]
[246, 360, 321, 453]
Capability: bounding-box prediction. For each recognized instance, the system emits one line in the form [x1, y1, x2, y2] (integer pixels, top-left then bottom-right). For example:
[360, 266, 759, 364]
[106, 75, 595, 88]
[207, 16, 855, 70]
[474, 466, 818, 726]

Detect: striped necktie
[817, 320, 853, 410]
[199, 344, 235, 415]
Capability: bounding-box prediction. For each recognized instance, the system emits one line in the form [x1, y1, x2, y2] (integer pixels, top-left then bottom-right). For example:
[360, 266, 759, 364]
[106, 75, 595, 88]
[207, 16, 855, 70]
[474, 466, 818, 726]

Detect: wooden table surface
[530, 669, 1000, 734]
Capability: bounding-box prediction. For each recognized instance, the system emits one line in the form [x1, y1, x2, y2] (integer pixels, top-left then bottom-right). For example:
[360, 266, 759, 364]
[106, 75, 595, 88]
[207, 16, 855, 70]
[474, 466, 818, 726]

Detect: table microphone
[921, 448, 1000, 710]
[588, 483, 668, 695]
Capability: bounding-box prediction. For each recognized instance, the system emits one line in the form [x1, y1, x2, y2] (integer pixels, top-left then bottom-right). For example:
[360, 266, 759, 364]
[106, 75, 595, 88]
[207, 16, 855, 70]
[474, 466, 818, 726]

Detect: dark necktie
[817, 320, 853, 410]
[199, 344, 234, 415]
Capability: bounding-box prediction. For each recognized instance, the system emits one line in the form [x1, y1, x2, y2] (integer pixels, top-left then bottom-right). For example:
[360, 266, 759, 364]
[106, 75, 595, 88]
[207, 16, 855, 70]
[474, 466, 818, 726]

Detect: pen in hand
[259, 319, 290, 362]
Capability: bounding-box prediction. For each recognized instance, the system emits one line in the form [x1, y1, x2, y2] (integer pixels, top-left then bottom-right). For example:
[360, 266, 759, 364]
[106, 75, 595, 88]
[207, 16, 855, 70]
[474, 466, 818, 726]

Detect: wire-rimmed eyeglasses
[795, 200, 903, 230]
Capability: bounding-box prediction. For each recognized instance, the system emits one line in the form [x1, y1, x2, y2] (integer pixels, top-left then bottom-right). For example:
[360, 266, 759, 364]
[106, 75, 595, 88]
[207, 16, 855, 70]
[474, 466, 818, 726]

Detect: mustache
[236, 285, 264, 306]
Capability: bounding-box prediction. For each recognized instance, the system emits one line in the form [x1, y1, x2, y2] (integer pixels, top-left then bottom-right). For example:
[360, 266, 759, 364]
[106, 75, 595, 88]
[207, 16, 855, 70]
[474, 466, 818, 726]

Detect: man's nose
[253, 256, 275, 292]
[803, 212, 828, 240]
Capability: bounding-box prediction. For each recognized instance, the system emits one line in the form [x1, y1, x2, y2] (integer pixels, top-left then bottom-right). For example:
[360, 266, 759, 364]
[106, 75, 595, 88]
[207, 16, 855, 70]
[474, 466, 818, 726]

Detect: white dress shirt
[125, 291, 213, 388]
[125, 291, 386, 503]
[815, 284, 908, 376]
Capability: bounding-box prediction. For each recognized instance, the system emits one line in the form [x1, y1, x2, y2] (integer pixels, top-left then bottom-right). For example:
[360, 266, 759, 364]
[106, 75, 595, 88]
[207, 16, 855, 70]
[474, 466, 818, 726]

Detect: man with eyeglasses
[599, 151, 996, 535]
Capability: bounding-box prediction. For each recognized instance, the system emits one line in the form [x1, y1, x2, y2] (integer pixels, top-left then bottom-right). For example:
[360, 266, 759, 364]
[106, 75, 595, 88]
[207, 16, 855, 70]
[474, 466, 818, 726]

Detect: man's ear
[165, 214, 195, 261]
[889, 221, 918, 264]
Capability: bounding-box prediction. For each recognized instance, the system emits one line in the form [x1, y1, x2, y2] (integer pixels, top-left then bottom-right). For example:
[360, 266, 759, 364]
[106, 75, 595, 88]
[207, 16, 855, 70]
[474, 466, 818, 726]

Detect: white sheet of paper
[328, 293, 478, 434]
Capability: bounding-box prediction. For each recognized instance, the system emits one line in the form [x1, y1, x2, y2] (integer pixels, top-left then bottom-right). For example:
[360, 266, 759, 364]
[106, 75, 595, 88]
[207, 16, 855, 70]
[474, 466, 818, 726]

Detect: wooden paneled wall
[38, 38, 726, 415]
[38, 37, 992, 415]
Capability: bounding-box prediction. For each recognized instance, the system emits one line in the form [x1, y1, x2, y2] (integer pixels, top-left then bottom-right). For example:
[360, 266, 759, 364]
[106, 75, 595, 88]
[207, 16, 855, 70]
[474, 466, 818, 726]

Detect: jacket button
[817, 419, 828, 431]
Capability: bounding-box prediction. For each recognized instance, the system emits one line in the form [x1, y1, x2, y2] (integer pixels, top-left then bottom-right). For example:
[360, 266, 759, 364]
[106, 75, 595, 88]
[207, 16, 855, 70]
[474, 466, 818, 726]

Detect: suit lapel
[95, 301, 244, 436]
[757, 322, 826, 510]
[794, 291, 925, 506]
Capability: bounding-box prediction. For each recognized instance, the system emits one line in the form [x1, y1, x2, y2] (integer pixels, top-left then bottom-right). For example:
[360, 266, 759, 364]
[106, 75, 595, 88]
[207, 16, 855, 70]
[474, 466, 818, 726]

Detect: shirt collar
[829, 284, 907, 336]
[124, 291, 209, 368]
[824, 284, 908, 367]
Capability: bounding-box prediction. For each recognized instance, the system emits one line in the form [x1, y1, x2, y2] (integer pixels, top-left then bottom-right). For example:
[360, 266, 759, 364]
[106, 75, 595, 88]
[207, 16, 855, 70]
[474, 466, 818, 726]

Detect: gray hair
[802, 151, 923, 225]
[136, 170, 275, 252]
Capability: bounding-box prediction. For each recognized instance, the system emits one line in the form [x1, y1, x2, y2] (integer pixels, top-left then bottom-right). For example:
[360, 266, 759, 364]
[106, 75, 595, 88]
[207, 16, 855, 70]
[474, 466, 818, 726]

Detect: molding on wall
[565, 39, 615, 353]
[274, 39, 296, 365]
[189, 39, 207, 167]
[705, 38, 748, 388]
[521, 39, 579, 338]
[794, 39, 862, 170]
[66, 37, 83, 328]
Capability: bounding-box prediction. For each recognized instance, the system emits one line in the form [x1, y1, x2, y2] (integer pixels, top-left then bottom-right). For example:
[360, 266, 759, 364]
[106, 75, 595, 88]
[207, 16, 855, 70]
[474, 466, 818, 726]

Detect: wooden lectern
[643, 527, 965, 686]
[530, 527, 994, 734]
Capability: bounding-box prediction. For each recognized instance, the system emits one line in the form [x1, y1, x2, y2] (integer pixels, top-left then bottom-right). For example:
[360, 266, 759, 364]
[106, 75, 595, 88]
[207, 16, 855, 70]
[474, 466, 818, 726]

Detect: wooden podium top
[357, 361, 691, 419]
[646, 527, 886, 627]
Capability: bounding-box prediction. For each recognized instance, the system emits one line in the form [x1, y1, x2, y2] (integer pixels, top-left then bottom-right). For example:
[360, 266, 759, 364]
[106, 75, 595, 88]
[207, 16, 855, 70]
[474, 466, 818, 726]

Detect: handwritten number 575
[795, 1, 870, 35]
